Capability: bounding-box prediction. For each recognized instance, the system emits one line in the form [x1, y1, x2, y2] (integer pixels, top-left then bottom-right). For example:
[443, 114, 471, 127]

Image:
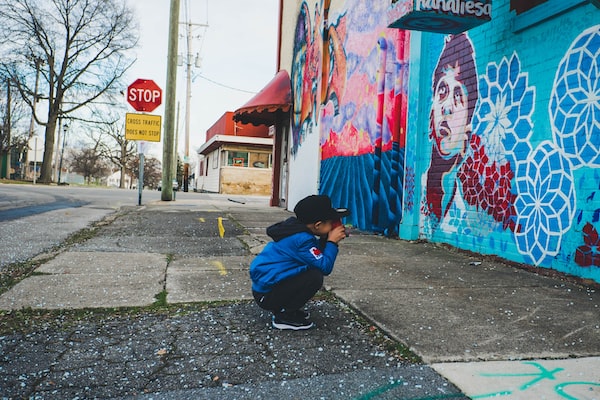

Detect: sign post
[126, 78, 163, 205]
[138, 142, 145, 206]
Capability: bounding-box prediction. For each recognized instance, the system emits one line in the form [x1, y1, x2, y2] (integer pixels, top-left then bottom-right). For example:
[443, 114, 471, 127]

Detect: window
[224, 150, 272, 168]
[510, 0, 548, 15]
[250, 152, 271, 168]
[227, 151, 248, 167]
[512, 0, 590, 33]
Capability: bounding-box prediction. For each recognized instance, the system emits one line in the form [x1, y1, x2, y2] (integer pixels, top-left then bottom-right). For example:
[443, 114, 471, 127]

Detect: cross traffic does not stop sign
[127, 79, 162, 112]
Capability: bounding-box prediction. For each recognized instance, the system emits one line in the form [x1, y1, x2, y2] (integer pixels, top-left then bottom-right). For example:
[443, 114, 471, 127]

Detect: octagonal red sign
[127, 79, 162, 112]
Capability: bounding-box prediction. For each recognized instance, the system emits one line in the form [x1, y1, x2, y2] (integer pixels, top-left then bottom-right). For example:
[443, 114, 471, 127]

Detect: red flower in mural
[458, 134, 518, 231]
[461, 166, 481, 206]
[575, 223, 600, 267]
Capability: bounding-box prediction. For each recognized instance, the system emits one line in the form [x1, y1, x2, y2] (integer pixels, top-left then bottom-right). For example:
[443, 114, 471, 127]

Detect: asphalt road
[0, 184, 160, 268]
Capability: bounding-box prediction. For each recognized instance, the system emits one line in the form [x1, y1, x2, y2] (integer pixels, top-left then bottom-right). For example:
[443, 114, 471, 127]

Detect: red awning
[233, 70, 292, 126]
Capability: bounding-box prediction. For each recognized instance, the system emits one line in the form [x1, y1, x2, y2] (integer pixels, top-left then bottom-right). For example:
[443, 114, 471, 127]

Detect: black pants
[252, 268, 324, 313]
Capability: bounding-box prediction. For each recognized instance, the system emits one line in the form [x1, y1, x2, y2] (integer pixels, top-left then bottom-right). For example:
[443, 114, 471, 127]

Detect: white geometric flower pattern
[473, 53, 535, 169]
[514, 141, 576, 265]
[550, 25, 600, 169]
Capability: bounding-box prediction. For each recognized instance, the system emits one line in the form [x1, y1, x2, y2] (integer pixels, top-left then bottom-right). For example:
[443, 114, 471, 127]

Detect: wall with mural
[412, 0, 600, 283]
[284, 1, 322, 208]
[282, 0, 599, 283]
[287, 0, 410, 234]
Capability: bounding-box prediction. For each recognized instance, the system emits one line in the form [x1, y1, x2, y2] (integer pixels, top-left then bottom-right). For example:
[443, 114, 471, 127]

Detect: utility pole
[181, 19, 208, 192]
[161, 0, 180, 201]
[183, 21, 192, 192]
[174, 102, 180, 179]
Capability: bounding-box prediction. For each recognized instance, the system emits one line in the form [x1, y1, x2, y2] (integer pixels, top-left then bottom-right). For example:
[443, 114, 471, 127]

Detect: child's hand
[328, 225, 347, 244]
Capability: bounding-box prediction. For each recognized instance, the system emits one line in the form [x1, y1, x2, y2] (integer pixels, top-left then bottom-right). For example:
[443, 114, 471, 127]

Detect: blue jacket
[250, 217, 339, 293]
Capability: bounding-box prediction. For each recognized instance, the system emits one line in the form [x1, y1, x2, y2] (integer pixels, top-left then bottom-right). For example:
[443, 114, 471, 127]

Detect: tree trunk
[39, 118, 57, 183]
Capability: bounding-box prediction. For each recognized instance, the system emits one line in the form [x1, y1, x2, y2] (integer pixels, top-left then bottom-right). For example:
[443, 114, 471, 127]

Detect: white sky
[125, 0, 279, 160]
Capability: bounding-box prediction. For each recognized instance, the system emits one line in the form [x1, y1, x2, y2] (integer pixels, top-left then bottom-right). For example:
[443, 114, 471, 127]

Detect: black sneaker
[293, 309, 310, 320]
[272, 311, 314, 330]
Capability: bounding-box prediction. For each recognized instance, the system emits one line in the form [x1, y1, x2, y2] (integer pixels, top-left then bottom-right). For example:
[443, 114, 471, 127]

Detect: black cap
[294, 195, 350, 224]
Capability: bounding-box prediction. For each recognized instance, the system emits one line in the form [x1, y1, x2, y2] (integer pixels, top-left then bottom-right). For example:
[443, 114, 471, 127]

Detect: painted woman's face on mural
[431, 64, 470, 159]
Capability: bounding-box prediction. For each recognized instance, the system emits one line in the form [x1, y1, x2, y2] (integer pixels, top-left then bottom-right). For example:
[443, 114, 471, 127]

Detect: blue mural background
[417, 4, 599, 283]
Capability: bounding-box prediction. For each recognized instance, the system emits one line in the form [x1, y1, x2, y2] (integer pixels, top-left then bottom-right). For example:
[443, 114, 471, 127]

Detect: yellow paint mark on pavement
[211, 260, 227, 276]
[197, 217, 205, 222]
[217, 217, 225, 238]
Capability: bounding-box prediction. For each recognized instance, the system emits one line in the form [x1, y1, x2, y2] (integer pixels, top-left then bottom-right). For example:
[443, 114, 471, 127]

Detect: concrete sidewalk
[0, 193, 598, 399]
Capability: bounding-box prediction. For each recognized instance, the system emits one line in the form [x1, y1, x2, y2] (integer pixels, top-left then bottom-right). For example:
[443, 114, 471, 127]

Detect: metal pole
[161, 0, 180, 201]
[138, 153, 144, 206]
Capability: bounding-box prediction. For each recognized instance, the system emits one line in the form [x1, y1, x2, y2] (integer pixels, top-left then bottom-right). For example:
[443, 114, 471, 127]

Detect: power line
[179, 1, 255, 95]
[196, 74, 258, 94]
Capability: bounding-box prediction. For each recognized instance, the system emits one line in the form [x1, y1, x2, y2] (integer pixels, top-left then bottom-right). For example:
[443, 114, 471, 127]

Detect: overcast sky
[125, 0, 279, 159]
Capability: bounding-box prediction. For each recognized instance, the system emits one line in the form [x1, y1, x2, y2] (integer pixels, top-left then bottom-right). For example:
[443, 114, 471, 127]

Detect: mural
[316, 0, 410, 234]
[287, 0, 598, 282]
[422, 25, 600, 281]
[550, 25, 600, 272]
[421, 33, 521, 237]
[291, 1, 323, 155]
[423, 33, 481, 227]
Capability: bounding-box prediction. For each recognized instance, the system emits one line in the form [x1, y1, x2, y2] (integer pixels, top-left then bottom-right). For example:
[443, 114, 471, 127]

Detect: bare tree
[89, 108, 136, 189]
[0, 0, 138, 183]
[126, 154, 162, 190]
[68, 147, 110, 185]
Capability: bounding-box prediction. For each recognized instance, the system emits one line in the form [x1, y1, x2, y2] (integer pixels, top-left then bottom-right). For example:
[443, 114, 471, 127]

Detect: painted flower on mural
[477, 92, 510, 164]
[458, 53, 535, 232]
[472, 53, 534, 170]
[458, 135, 518, 231]
[550, 25, 600, 169]
[514, 141, 576, 265]
[575, 223, 600, 267]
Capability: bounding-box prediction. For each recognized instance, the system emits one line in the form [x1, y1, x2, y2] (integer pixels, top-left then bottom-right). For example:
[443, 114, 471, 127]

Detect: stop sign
[127, 79, 162, 112]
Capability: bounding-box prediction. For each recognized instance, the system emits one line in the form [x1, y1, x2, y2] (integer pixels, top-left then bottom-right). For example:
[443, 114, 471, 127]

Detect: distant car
[157, 179, 179, 191]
